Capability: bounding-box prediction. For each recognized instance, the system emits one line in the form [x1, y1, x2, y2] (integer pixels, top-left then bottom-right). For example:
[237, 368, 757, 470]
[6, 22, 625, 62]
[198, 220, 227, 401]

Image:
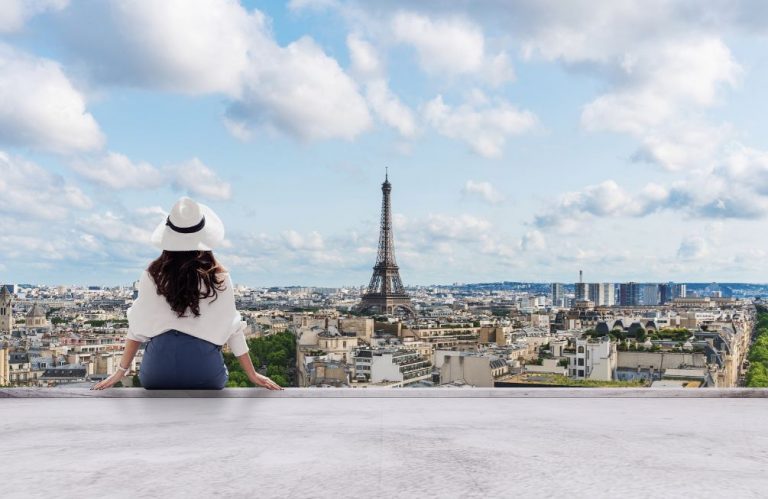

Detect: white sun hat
[151, 197, 225, 251]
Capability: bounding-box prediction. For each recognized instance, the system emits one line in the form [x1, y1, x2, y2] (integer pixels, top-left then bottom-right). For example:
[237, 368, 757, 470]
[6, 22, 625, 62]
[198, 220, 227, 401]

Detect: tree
[222, 331, 297, 387]
[132, 374, 141, 387]
[746, 363, 768, 387]
[226, 371, 252, 388]
[270, 374, 289, 387]
[267, 350, 288, 367]
[636, 329, 647, 343]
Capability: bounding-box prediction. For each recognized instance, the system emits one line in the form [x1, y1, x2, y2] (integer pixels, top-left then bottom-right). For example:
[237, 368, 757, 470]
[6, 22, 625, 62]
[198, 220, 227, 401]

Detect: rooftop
[1, 388, 766, 497]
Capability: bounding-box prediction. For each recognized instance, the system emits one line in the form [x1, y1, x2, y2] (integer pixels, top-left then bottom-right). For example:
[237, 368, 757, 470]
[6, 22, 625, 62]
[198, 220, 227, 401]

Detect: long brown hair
[147, 250, 227, 317]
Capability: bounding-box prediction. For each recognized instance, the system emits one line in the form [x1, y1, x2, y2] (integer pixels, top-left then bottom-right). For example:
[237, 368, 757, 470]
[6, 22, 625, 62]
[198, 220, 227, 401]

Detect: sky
[2, 0, 768, 287]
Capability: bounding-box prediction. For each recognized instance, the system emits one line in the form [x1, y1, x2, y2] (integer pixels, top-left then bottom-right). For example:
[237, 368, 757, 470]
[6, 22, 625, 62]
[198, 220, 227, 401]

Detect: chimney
[579, 270, 583, 283]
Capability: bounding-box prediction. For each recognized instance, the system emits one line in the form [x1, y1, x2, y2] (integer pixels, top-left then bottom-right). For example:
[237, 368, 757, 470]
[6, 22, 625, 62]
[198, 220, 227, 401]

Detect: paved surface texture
[3, 386, 768, 397]
[1, 390, 766, 498]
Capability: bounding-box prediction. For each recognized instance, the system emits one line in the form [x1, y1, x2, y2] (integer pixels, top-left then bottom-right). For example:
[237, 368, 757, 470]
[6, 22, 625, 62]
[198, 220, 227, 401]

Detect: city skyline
[2, 1, 768, 286]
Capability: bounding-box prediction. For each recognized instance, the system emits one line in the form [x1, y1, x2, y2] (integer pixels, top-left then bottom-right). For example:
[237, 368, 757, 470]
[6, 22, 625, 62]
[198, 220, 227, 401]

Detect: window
[577, 346, 585, 354]
[578, 369, 584, 377]
[577, 358, 584, 366]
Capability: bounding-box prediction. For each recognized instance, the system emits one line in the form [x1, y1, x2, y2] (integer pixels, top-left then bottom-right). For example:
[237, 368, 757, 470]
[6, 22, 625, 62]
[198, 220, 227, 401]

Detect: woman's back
[93, 197, 280, 391]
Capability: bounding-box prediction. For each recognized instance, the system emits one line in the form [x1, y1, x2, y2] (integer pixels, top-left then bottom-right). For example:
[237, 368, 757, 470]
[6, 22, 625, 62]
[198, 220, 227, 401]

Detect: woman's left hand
[91, 371, 126, 390]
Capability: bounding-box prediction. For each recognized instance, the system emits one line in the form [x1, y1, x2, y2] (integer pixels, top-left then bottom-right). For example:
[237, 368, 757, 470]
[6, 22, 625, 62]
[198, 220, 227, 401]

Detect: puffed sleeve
[126, 271, 153, 343]
[223, 274, 250, 357]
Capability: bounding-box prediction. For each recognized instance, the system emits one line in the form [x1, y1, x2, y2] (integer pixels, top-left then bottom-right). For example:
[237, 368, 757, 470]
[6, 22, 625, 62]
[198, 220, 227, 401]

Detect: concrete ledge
[2, 387, 768, 398]
[2, 390, 766, 497]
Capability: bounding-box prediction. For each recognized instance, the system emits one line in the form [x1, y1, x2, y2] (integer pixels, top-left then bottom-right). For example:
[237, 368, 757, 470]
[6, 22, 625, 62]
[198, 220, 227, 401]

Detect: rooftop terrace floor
[1, 388, 766, 498]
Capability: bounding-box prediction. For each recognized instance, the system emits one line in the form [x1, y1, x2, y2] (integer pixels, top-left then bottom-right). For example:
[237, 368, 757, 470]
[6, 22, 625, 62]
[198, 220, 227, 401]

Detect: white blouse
[126, 270, 250, 357]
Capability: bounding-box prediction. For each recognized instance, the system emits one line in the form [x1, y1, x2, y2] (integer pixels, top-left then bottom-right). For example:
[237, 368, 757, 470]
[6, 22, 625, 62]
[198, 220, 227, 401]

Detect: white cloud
[69, 153, 232, 201]
[0, 44, 104, 154]
[399, 213, 493, 243]
[0, 150, 91, 220]
[462, 180, 505, 204]
[77, 212, 154, 245]
[71, 152, 165, 190]
[631, 123, 733, 172]
[287, 0, 340, 12]
[580, 37, 741, 171]
[228, 36, 372, 141]
[60, 0, 257, 96]
[0, 204, 165, 269]
[281, 230, 325, 251]
[365, 81, 418, 138]
[347, 33, 383, 81]
[367, 3, 740, 174]
[347, 34, 417, 138]
[520, 230, 547, 252]
[391, 11, 514, 86]
[716, 145, 768, 194]
[60, 1, 372, 142]
[169, 158, 232, 201]
[0, 0, 68, 33]
[221, 118, 253, 142]
[225, 227, 355, 276]
[0, 234, 79, 261]
[534, 145, 768, 231]
[534, 180, 670, 231]
[509, 2, 744, 172]
[677, 235, 709, 261]
[423, 94, 536, 158]
[284, 1, 755, 168]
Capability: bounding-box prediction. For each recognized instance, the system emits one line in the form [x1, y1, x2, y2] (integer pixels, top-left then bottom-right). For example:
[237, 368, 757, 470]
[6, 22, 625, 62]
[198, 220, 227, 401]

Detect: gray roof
[41, 368, 87, 379]
[9, 352, 29, 363]
[490, 359, 507, 369]
[26, 303, 45, 318]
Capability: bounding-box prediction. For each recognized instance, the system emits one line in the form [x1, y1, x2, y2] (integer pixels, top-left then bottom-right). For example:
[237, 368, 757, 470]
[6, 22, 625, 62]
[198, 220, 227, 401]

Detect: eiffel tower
[359, 170, 415, 316]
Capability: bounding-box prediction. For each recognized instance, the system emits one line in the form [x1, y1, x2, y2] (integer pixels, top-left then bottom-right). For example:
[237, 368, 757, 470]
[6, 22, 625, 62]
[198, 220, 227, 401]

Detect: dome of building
[26, 302, 49, 328]
[27, 303, 46, 319]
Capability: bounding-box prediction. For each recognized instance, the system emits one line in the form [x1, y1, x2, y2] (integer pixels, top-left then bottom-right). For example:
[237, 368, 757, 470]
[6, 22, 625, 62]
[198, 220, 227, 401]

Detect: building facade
[0, 286, 13, 334]
[575, 282, 589, 301]
[587, 283, 615, 307]
[353, 348, 432, 385]
[619, 282, 661, 306]
[551, 283, 564, 307]
[565, 337, 617, 381]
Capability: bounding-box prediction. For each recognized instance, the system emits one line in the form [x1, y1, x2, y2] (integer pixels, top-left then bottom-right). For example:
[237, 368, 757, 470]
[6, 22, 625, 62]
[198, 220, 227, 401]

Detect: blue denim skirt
[139, 329, 229, 390]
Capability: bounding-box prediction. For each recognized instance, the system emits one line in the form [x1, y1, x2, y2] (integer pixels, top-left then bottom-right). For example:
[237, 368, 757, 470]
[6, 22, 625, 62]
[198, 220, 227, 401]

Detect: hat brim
[150, 203, 225, 251]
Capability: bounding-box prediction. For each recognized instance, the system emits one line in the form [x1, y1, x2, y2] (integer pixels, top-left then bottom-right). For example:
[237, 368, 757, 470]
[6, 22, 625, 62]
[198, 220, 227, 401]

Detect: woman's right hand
[251, 373, 284, 390]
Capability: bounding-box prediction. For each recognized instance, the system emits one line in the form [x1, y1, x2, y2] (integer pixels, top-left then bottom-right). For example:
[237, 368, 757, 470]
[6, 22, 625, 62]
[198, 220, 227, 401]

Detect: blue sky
[2, 0, 768, 287]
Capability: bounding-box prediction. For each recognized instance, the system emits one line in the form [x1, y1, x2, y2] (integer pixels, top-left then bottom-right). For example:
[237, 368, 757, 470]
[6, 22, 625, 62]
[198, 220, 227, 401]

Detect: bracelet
[116, 364, 131, 375]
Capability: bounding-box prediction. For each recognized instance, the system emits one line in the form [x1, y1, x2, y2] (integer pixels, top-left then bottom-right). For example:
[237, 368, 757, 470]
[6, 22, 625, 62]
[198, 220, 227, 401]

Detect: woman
[92, 197, 282, 391]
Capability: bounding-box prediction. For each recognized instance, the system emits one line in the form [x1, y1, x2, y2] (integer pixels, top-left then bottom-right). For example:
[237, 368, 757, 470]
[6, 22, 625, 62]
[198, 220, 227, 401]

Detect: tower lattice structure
[359, 172, 414, 316]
